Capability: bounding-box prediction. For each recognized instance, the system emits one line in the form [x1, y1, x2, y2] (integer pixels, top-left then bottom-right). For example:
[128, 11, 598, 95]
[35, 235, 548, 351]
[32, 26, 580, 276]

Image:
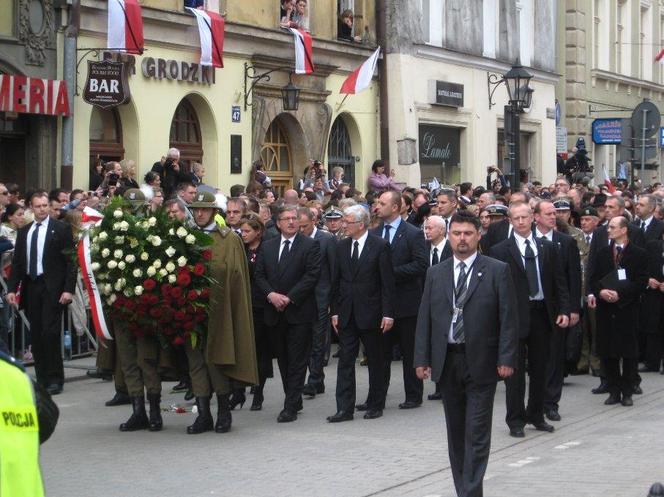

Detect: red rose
[187, 290, 198, 301]
[193, 263, 205, 276]
[174, 310, 186, 321]
[149, 308, 162, 318]
[125, 300, 136, 311]
[183, 321, 195, 331]
[148, 294, 159, 305]
[177, 272, 192, 287]
[177, 297, 186, 307]
[172, 336, 184, 346]
[202, 250, 212, 261]
[170, 287, 183, 299]
[140, 294, 151, 305]
[200, 288, 210, 300]
[161, 283, 172, 296]
[143, 279, 157, 291]
[195, 313, 206, 323]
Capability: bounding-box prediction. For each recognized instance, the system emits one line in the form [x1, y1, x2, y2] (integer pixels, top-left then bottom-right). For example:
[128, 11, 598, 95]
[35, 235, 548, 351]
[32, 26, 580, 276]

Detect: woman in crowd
[478, 208, 491, 236]
[239, 215, 273, 411]
[149, 187, 164, 212]
[329, 166, 345, 191]
[120, 159, 140, 189]
[367, 159, 401, 193]
[0, 204, 26, 357]
[89, 159, 105, 191]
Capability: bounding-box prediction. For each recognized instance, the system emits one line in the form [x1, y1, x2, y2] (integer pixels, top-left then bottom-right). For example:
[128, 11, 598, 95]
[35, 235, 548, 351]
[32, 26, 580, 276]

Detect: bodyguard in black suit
[255, 205, 321, 423]
[371, 191, 428, 408]
[7, 192, 76, 395]
[415, 212, 518, 497]
[633, 194, 664, 243]
[643, 239, 664, 371]
[489, 202, 570, 438]
[327, 205, 395, 422]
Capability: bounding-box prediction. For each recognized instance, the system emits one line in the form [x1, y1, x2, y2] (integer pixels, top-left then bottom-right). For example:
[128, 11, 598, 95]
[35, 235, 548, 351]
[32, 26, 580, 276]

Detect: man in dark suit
[255, 204, 321, 423]
[370, 191, 428, 409]
[478, 191, 528, 254]
[327, 205, 395, 422]
[415, 211, 518, 497]
[643, 237, 664, 372]
[588, 216, 648, 406]
[422, 215, 453, 401]
[633, 194, 664, 242]
[489, 202, 570, 438]
[435, 189, 458, 234]
[533, 200, 582, 422]
[7, 191, 76, 395]
[298, 207, 337, 398]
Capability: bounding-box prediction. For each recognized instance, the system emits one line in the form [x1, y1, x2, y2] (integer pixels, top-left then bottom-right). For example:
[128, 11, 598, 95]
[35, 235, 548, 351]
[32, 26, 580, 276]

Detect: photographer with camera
[151, 148, 190, 197]
[486, 165, 510, 193]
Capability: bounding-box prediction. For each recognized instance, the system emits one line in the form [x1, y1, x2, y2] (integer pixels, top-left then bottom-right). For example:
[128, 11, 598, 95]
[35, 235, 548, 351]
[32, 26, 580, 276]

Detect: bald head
[424, 215, 446, 245]
[283, 189, 299, 204]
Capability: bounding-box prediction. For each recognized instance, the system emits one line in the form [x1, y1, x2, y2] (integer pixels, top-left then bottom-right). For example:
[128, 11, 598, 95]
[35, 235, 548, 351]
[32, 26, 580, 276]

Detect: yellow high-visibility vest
[0, 356, 44, 497]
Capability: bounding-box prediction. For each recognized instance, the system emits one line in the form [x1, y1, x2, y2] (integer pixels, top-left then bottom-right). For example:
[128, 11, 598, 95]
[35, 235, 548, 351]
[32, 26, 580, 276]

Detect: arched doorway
[89, 106, 124, 169]
[260, 118, 293, 196]
[327, 116, 354, 187]
[169, 99, 202, 173]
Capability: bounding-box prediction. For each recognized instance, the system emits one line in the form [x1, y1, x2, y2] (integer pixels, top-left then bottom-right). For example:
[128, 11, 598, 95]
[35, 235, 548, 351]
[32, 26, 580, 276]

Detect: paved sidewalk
[39, 356, 664, 497]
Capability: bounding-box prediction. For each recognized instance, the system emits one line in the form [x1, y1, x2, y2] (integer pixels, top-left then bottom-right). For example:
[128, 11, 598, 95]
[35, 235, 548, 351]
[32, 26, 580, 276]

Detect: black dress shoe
[633, 385, 643, 395]
[355, 402, 369, 411]
[427, 392, 442, 401]
[363, 409, 383, 420]
[184, 389, 194, 401]
[46, 384, 62, 395]
[529, 421, 555, 432]
[172, 380, 189, 392]
[277, 409, 297, 423]
[545, 409, 561, 422]
[398, 401, 422, 409]
[621, 395, 633, 406]
[302, 384, 317, 397]
[592, 380, 609, 394]
[327, 411, 353, 423]
[604, 394, 621, 405]
[87, 369, 112, 381]
[509, 427, 525, 438]
[105, 392, 131, 407]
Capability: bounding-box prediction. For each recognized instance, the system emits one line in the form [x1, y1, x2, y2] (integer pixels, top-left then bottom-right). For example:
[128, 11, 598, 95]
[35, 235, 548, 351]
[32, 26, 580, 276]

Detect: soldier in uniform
[185, 191, 258, 434]
[324, 206, 346, 240]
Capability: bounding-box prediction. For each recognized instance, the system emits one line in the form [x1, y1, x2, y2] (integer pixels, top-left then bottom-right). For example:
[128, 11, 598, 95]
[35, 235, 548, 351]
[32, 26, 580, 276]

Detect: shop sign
[418, 124, 461, 166]
[0, 75, 70, 116]
[83, 60, 131, 109]
[429, 81, 464, 107]
[141, 57, 216, 85]
[592, 118, 622, 144]
[556, 126, 568, 153]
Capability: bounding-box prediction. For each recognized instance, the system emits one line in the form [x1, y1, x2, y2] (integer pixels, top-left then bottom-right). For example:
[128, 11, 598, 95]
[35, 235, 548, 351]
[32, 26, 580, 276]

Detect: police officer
[324, 207, 346, 240]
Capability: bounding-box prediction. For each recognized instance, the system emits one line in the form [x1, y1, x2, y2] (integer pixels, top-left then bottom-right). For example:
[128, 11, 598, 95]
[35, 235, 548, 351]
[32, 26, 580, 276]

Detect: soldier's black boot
[187, 396, 213, 434]
[119, 396, 149, 432]
[147, 393, 163, 432]
[215, 394, 232, 433]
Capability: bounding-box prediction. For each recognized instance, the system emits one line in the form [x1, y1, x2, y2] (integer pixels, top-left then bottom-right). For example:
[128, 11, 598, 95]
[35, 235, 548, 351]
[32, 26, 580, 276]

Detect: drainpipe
[61, 0, 79, 190]
[376, 0, 389, 161]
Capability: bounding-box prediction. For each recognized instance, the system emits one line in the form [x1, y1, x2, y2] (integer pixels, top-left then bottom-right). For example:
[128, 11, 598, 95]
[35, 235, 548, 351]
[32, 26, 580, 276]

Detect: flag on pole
[289, 28, 314, 74]
[600, 164, 616, 193]
[107, 0, 144, 54]
[656, 48, 664, 64]
[188, 8, 225, 68]
[340, 47, 380, 94]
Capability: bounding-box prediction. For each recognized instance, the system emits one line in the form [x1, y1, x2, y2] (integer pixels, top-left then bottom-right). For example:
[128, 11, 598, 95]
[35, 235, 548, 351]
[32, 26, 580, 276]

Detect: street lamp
[503, 63, 533, 108]
[244, 63, 301, 111]
[281, 75, 300, 111]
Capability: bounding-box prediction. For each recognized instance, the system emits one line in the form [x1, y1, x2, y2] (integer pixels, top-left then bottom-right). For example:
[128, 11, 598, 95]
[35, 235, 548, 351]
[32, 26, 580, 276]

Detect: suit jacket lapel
[508, 237, 525, 273]
[277, 236, 294, 278]
[391, 221, 406, 249]
[444, 259, 454, 305]
[463, 256, 485, 303]
[353, 235, 372, 278]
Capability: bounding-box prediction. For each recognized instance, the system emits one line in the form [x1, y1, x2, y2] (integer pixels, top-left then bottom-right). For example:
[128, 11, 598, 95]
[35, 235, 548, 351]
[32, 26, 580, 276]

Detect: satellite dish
[631, 100, 661, 138]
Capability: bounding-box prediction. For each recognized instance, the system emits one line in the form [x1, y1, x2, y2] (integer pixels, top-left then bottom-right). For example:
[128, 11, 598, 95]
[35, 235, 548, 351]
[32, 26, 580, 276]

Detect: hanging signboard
[83, 60, 131, 109]
[592, 118, 622, 144]
[0, 74, 70, 116]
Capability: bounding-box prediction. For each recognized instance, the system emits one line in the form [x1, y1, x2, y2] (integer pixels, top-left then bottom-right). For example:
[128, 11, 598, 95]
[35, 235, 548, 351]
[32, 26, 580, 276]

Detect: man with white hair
[151, 147, 187, 197]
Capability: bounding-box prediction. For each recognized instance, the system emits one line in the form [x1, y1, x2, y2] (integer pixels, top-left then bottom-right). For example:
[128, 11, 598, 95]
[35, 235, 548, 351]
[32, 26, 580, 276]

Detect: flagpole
[337, 94, 350, 111]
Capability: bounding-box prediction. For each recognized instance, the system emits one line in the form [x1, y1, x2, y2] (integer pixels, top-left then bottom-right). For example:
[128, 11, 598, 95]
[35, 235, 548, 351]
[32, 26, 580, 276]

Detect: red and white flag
[656, 48, 664, 64]
[600, 164, 616, 193]
[188, 8, 225, 68]
[107, 0, 144, 55]
[290, 28, 314, 74]
[340, 47, 380, 94]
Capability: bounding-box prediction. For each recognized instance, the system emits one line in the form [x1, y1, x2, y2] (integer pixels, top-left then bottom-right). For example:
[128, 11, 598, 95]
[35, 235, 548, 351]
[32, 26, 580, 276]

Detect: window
[89, 107, 124, 168]
[260, 118, 293, 195]
[482, 0, 499, 58]
[169, 99, 202, 172]
[517, 0, 534, 67]
[337, 1, 360, 42]
[419, 0, 444, 47]
[281, 0, 310, 31]
[616, 1, 630, 76]
[327, 117, 354, 187]
[640, 5, 652, 81]
[593, 0, 600, 68]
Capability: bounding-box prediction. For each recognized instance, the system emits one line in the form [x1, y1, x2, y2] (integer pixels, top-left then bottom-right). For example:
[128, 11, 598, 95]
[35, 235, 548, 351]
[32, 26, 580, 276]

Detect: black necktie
[383, 225, 391, 244]
[431, 247, 439, 266]
[445, 219, 449, 233]
[641, 221, 646, 232]
[452, 261, 468, 342]
[586, 235, 591, 245]
[524, 239, 540, 298]
[615, 245, 623, 266]
[351, 240, 359, 266]
[29, 222, 41, 280]
[279, 240, 290, 263]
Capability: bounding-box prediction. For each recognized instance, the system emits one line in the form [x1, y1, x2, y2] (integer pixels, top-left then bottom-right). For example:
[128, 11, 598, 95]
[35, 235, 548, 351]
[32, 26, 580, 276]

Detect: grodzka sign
[83, 60, 131, 109]
[141, 57, 216, 85]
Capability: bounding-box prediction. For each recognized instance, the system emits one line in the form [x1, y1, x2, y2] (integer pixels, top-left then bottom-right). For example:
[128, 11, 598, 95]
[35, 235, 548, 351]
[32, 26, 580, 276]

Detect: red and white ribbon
[78, 234, 112, 341]
[188, 8, 225, 68]
[289, 28, 314, 74]
[107, 0, 144, 55]
[340, 47, 380, 94]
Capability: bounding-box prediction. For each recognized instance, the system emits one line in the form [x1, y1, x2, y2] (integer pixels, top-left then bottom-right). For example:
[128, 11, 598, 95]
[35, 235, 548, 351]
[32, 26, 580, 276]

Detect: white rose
[159, 269, 168, 277]
[148, 217, 157, 227]
[101, 248, 110, 258]
[107, 294, 117, 305]
[176, 226, 188, 238]
[107, 260, 118, 269]
[114, 280, 123, 291]
[125, 254, 136, 263]
[113, 209, 123, 219]
[104, 284, 113, 294]
[185, 234, 196, 245]
[168, 274, 177, 284]
[119, 221, 129, 232]
[140, 252, 149, 261]
[118, 261, 126, 270]
[177, 256, 187, 267]
[165, 261, 176, 273]
[112, 223, 120, 231]
[134, 286, 144, 296]
[165, 246, 176, 257]
[99, 232, 108, 241]
[114, 249, 123, 259]
[91, 262, 100, 272]
[146, 266, 157, 277]
[129, 238, 139, 248]
[100, 285, 110, 296]
[114, 236, 124, 245]
[92, 236, 99, 244]
[168, 228, 175, 236]
[153, 259, 162, 269]
[152, 236, 162, 247]
[123, 288, 133, 297]
[132, 268, 142, 278]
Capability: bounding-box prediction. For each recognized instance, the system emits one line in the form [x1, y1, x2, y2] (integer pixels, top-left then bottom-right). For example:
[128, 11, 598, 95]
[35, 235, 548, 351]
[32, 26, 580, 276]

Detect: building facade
[384, 0, 559, 189]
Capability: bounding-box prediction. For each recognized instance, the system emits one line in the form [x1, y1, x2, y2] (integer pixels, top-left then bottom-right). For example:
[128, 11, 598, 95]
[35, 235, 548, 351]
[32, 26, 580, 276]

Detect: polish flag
[290, 28, 314, 74]
[600, 164, 616, 193]
[656, 48, 664, 64]
[107, 0, 144, 55]
[188, 8, 225, 68]
[340, 47, 380, 94]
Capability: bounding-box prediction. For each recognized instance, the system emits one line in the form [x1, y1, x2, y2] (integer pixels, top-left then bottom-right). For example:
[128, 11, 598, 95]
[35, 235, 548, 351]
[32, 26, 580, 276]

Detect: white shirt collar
[513, 231, 538, 254]
[280, 233, 297, 245]
[310, 226, 318, 239]
[641, 216, 653, 228]
[453, 251, 478, 270]
[535, 227, 553, 241]
[431, 238, 447, 253]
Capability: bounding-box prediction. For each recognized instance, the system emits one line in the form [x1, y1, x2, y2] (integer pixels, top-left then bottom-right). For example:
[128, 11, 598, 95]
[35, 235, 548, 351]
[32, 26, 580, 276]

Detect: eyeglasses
[341, 220, 362, 225]
[278, 216, 298, 222]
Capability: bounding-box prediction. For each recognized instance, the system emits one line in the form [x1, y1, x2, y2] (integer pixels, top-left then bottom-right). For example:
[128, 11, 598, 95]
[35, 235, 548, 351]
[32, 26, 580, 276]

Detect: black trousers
[270, 317, 312, 413]
[335, 318, 385, 413]
[543, 326, 566, 412]
[23, 278, 65, 387]
[441, 349, 497, 497]
[307, 301, 330, 388]
[382, 315, 423, 403]
[505, 305, 550, 429]
[604, 357, 638, 397]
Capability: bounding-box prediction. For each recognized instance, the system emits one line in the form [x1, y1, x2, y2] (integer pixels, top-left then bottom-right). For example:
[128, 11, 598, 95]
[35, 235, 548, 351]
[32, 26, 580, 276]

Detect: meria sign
[0, 75, 70, 116]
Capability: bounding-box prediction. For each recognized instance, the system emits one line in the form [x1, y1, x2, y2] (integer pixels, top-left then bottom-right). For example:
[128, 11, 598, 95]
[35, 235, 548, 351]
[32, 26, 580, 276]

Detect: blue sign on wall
[660, 127, 664, 147]
[592, 119, 622, 144]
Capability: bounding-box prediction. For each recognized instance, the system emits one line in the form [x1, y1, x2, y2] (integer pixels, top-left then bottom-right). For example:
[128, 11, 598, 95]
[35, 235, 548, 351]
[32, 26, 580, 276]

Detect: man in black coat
[7, 191, 76, 395]
[489, 202, 570, 438]
[643, 238, 664, 372]
[588, 216, 648, 406]
[415, 212, 518, 497]
[633, 194, 664, 242]
[255, 204, 321, 423]
[327, 205, 395, 422]
[478, 191, 528, 254]
[533, 200, 582, 422]
[370, 191, 428, 409]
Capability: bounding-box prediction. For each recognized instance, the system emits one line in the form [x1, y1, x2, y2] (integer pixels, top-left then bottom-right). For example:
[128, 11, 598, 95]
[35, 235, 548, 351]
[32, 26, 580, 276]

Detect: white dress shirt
[430, 239, 447, 265]
[639, 215, 653, 231]
[310, 226, 318, 239]
[350, 230, 369, 258]
[26, 217, 49, 277]
[278, 234, 297, 260]
[535, 227, 553, 242]
[513, 232, 544, 300]
[448, 252, 478, 343]
[382, 217, 401, 244]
